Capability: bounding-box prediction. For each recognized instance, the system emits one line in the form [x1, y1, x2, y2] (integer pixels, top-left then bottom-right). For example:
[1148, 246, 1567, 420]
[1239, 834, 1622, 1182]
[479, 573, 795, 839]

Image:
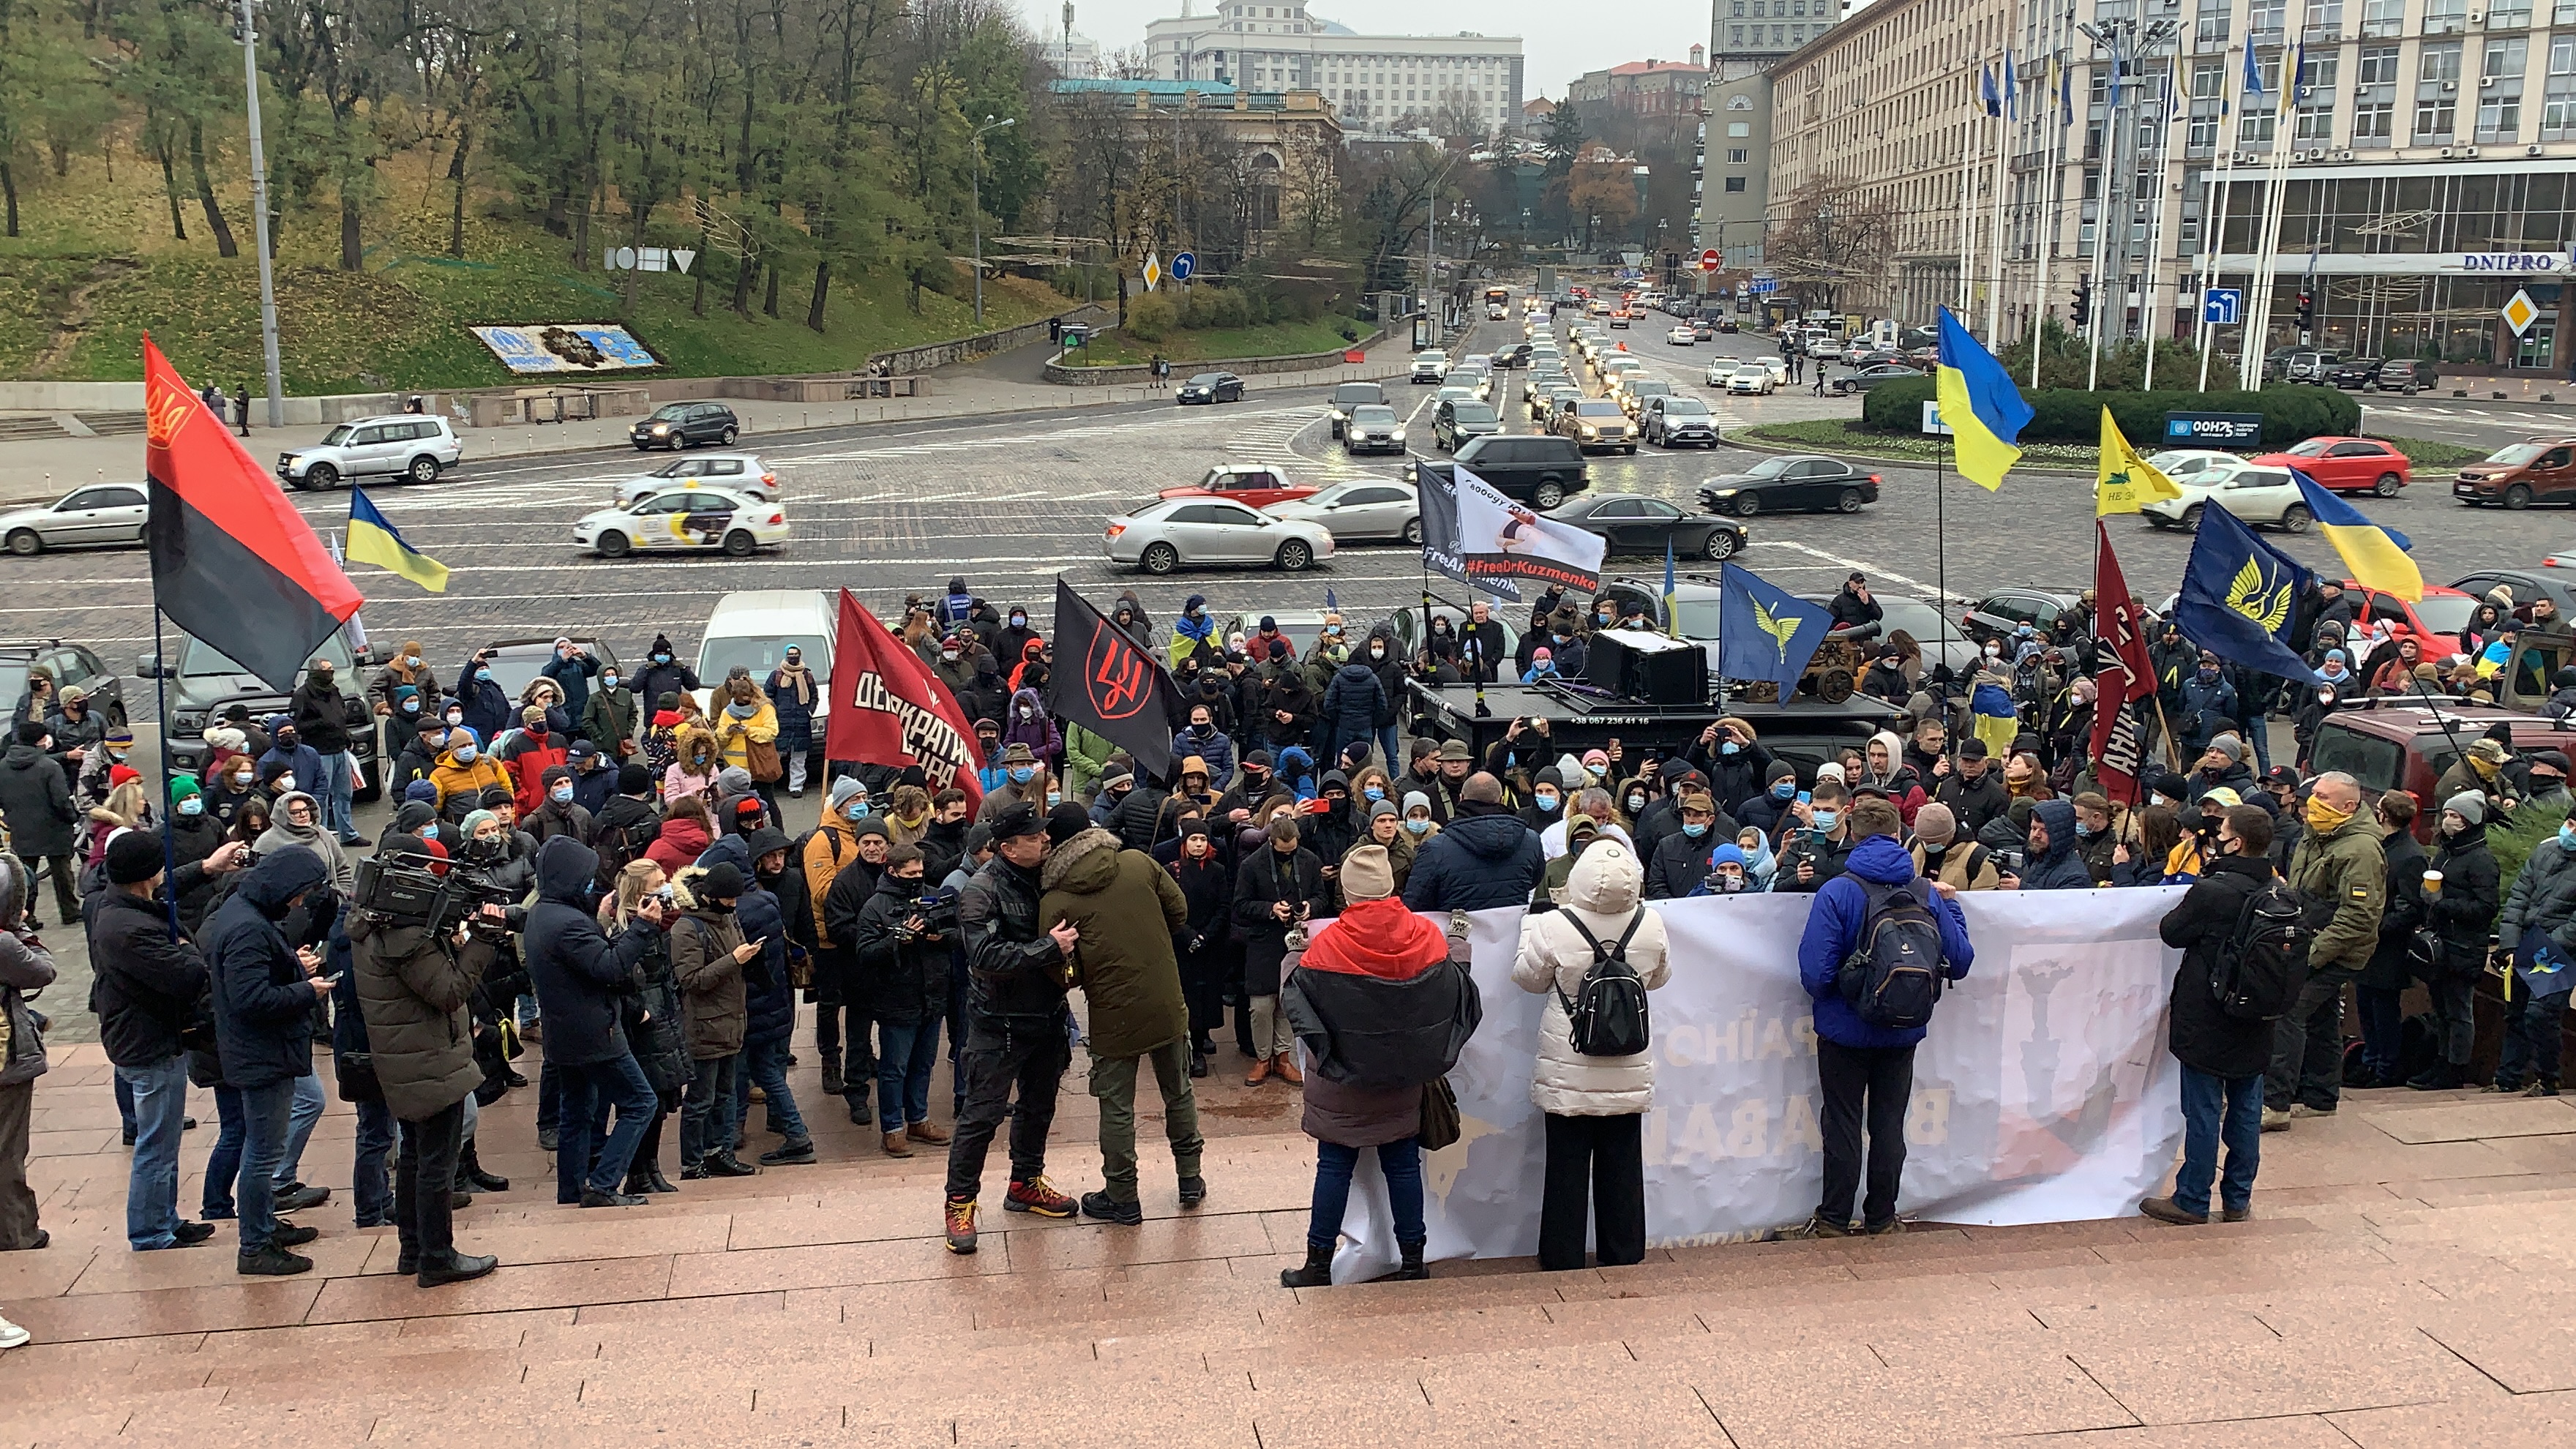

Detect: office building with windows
[1691, 0, 1855, 270]
[1145, 7, 1524, 134]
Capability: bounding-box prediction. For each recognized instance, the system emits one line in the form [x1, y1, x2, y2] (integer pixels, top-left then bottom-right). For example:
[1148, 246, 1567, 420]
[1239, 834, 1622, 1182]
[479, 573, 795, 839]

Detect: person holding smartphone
[670, 861, 768, 1180]
[200, 845, 341, 1276]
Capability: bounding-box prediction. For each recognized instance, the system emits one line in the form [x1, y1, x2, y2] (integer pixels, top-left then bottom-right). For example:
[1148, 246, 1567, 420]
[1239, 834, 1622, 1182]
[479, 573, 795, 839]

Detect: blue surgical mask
[653, 652, 671, 664]
[474, 667, 492, 682]
[845, 800, 869, 820]
[1534, 791, 1559, 812]
[1720, 741, 1740, 756]
[602, 675, 618, 690]
[2561, 823, 2575, 851]
[404, 655, 422, 668]
[551, 783, 574, 803]
[1404, 817, 1431, 835]
[1363, 786, 1385, 802]
[1772, 781, 1795, 800]
[1009, 765, 1034, 784]
[1046, 790, 1062, 807]
[454, 745, 478, 764]
[1811, 808, 1839, 832]
[1682, 822, 1709, 839]
[400, 698, 419, 714]
[178, 796, 204, 817]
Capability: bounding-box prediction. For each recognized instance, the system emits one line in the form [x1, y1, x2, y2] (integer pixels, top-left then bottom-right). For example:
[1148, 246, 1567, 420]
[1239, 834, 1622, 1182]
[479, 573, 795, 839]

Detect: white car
[277, 414, 463, 489]
[574, 487, 788, 557]
[1703, 357, 1745, 386]
[2143, 449, 2247, 484]
[2140, 461, 2310, 532]
[1105, 496, 1333, 574]
[1264, 480, 1423, 545]
[695, 590, 834, 779]
[1725, 366, 1777, 396]
[1598, 355, 1647, 387]
[1666, 326, 1696, 346]
[1756, 356, 1790, 384]
[1, 482, 148, 555]
[1410, 351, 1450, 383]
[615, 452, 777, 508]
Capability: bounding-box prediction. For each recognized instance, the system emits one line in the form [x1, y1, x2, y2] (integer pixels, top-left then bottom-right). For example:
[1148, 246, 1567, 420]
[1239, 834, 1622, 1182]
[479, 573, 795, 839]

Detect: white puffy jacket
[1510, 840, 1670, 1116]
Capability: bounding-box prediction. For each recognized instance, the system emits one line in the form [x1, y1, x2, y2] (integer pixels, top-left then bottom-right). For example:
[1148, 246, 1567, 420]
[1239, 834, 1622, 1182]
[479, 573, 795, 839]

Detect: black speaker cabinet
[1584, 628, 1708, 708]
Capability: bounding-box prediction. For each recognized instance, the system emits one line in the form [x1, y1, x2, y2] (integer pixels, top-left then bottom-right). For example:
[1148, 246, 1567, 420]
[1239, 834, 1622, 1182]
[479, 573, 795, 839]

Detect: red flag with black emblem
[1046, 576, 1186, 783]
[823, 589, 983, 808]
[2088, 521, 2158, 806]
[143, 335, 364, 690]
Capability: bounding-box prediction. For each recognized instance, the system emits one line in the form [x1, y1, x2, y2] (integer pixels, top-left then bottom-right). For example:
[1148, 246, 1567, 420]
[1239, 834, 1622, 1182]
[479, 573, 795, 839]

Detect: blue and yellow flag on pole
[1717, 563, 1832, 699]
[1662, 536, 1678, 639]
[346, 487, 449, 593]
[2174, 503, 2321, 684]
[1935, 307, 2032, 492]
[2293, 469, 2420, 601]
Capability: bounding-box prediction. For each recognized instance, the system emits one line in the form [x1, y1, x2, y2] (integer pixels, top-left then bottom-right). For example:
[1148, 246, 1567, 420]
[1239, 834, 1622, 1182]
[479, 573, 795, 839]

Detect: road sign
[2202, 288, 2242, 326]
[1171, 250, 1197, 282]
[1699, 249, 1721, 272]
[1142, 252, 1161, 291]
[2504, 288, 2541, 336]
[1750, 276, 1778, 295]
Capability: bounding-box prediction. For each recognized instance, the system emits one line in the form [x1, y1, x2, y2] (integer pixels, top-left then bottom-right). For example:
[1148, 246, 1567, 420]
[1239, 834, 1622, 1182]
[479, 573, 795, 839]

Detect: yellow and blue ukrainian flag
[1935, 307, 2033, 491]
[2292, 469, 2421, 601]
[346, 487, 450, 593]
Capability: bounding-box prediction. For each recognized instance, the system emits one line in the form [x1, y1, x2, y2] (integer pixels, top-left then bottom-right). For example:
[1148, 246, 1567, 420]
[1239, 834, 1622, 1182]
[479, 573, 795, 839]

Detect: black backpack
[1556, 908, 1651, 1057]
[1835, 877, 1948, 1030]
[2211, 879, 2309, 1021]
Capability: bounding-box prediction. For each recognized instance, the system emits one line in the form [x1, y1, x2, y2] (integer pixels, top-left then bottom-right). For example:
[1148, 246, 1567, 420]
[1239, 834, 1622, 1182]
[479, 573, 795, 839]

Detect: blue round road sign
[1171, 251, 1197, 281]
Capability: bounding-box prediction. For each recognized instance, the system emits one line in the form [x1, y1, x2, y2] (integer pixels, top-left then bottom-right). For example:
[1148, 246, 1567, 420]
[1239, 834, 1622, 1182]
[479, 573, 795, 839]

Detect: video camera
[902, 884, 960, 940]
[353, 855, 516, 938]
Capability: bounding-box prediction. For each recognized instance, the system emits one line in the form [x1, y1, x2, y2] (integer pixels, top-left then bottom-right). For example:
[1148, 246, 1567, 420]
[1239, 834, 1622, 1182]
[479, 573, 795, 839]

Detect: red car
[2343, 581, 2478, 656]
[1156, 463, 1318, 511]
[2249, 436, 2411, 496]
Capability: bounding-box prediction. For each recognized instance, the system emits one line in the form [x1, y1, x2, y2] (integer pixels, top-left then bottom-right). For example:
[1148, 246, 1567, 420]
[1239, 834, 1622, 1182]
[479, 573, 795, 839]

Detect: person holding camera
[1236, 815, 1327, 1086]
[850, 845, 955, 1158]
[349, 835, 503, 1285]
[525, 836, 669, 1207]
[201, 845, 340, 1276]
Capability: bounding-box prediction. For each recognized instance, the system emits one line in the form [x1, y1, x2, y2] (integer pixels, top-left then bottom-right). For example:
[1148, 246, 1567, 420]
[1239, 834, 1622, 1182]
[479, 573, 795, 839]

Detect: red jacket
[645, 814, 711, 875]
[497, 728, 569, 817]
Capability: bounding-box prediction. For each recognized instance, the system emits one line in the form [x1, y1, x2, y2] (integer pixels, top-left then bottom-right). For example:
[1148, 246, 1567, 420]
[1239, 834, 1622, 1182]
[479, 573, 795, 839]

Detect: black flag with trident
[1045, 577, 1188, 783]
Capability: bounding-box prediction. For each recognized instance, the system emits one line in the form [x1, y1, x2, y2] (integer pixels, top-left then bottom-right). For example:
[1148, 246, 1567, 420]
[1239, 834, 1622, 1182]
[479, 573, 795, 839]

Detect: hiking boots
[905, 1120, 951, 1145]
[1079, 1191, 1143, 1226]
[1004, 1176, 1076, 1217]
[883, 1131, 915, 1158]
[820, 1061, 845, 1098]
[945, 1197, 980, 1254]
[1177, 1175, 1208, 1208]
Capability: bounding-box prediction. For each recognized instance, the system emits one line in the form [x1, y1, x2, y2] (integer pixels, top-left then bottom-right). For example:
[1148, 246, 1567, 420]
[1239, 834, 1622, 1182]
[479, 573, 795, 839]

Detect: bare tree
[1767, 175, 1899, 318]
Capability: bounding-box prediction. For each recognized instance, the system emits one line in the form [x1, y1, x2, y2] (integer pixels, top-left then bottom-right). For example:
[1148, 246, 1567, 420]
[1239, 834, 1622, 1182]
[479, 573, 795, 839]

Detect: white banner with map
[469, 323, 660, 373]
[1333, 888, 2190, 1281]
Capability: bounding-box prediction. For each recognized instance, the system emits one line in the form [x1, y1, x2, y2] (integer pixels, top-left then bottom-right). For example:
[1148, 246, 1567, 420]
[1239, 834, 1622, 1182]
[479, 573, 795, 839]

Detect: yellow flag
[2095, 408, 2183, 516]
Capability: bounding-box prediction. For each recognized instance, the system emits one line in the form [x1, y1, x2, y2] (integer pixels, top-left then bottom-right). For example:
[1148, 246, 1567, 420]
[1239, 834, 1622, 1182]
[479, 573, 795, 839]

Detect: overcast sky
[1010, 1, 1726, 100]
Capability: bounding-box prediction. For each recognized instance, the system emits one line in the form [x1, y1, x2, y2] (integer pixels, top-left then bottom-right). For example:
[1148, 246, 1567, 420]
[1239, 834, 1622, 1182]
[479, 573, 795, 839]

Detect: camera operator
[349, 835, 504, 1287]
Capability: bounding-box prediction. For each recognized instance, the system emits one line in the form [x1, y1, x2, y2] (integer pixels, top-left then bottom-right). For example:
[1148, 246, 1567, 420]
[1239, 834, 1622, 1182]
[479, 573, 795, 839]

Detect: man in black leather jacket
[940, 801, 1081, 1253]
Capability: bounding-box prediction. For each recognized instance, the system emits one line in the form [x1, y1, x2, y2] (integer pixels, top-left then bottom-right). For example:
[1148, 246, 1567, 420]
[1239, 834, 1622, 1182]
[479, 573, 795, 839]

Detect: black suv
[1415, 435, 1592, 509]
[1433, 398, 1502, 452]
[2331, 358, 2386, 390]
[630, 402, 741, 451]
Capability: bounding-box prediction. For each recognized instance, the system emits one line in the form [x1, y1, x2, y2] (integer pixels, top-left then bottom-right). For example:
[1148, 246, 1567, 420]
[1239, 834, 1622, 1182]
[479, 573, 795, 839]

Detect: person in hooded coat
[258, 790, 353, 896]
[2138, 804, 2282, 1226]
[1403, 774, 1546, 913]
[1234, 815, 1327, 1084]
[2414, 793, 2501, 1090]
[2014, 799, 2097, 891]
[705, 829, 813, 1165]
[628, 637, 700, 741]
[201, 846, 334, 1273]
[1513, 839, 1670, 1271]
[1317, 656, 1385, 770]
[452, 657, 514, 746]
[523, 836, 665, 1206]
[670, 861, 765, 1179]
[1002, 687, 1062, 774]
[1167, 820, 1235, 1076]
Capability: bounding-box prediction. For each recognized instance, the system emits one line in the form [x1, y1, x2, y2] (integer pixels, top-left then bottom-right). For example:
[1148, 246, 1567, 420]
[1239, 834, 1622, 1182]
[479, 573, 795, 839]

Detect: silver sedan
[1, 482, 149, 555]
[1104, 495, 1335, 575]
[1264, 480, 1422, 546]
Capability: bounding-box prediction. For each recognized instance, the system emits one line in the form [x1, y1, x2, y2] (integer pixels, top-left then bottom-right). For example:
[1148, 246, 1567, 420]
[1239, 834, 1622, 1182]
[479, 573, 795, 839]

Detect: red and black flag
[823, 589, 984, 809]
[143, 337, 362, 690]
[2088, 521, 2159, 806]
[1046, 576, 1186, 782]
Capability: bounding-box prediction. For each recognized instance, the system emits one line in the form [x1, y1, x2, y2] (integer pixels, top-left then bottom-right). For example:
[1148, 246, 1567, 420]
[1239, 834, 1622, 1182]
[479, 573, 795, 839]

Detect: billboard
[469, 323, 661, 375]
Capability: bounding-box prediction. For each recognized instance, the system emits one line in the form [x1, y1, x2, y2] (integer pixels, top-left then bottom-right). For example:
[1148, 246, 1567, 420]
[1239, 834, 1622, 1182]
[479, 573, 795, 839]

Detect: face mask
[1718, 741, 1740, 757]
[653, 652, 671, 664]
[1371, 646, 1386, 659]
[1019, 706, 1036, 720]
[2559, 824, 2575, 850]
[550, 782, 574, 804]
[602, 675, 618, 690]
[1191, 723, 1213, 738]
[179, 796, 204, 817]
[1682, 822, 1710, 840]
[2318, 689, 2337, 705]
[2307, 796, 2356, 834]
[1046, 790, 1062, 807]
[231, 771, 253, 789]
[274, 775, 296, 794]
[1772, 781, 1795, 800]
[1008, 765, 1033, 784]
[1243, 771, 1267, 789]
[1810, 809, 1839, 832]
[2075, 822, 2097, 839]
[1010, 615, 1027, 628]
[473, 667, 492, 683]
[1627, 793, 1646, 813]
[1328, 624, 1344, 637]
[1985, 646, 2002, 660]
[942, 649, 961, 662]
[1534, 792, 1559, 812]
[401, 699, 420, 714]
[446, 711, 463, 727]
[1404, 817, 1431, 835]
[468, 834, 503, 860]
[2198, 667, 2217, 682]
[1363, 786, 1385, 802]
[453, 746, 477, 765]
[1585, 763, 1607, 779]
[108, 747, 127, 762]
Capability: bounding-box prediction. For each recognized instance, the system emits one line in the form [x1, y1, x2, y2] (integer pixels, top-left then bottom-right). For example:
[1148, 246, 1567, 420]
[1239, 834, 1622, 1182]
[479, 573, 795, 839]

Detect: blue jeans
[351, 1098, 395, 1226]
[115, 1071, 135, 1138]
[1308, 1137, 1426, 1253]
[202, 1083, 245, 1217]
[277, 1073, 326, 1186]
[2174, 1066, 2264, 1217]
[555, 1052, 658, 1200]
[236, 1078, 299, 1254]
[319, 749, 357, 840]
[681, 1053, 743, 1165]
[1376, 724, 1401, 774]
[875, 1017, 943, 1134]
[735, 1038, 809, 1142]
[117, 1057, 190, 1250]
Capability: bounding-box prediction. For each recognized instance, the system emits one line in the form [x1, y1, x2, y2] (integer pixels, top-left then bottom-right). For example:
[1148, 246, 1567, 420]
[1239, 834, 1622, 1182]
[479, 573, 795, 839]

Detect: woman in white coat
[1511, 838, 1669, 1270]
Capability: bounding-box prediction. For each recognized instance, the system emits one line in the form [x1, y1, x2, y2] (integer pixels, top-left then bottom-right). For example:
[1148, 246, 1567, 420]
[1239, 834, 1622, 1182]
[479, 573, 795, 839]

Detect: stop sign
[1699, 249, 1721, 272]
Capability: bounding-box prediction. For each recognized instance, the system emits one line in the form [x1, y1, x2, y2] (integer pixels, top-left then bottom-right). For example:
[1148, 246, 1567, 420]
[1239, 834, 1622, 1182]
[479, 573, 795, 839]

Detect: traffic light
[2295, 290, 2315, 332]
[2071, 277, 2093, 329]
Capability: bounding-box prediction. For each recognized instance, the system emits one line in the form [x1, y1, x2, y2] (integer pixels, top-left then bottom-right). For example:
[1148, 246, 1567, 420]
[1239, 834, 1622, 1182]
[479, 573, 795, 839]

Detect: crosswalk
[2363, 402, 2569, 433]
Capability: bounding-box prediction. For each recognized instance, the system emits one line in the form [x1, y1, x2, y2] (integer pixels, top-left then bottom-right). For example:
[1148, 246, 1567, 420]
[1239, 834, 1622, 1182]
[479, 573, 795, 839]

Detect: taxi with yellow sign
[575, 485, 789, 558]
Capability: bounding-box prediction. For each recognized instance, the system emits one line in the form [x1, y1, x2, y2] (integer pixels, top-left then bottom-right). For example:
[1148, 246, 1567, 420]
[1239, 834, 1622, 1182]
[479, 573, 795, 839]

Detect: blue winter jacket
[1171, 724, 1238, 790]
[541, 651, 600, 719]
[455, 664, 516, 744]
[701, 834, 795, 1049]
[1403, 807, 1546, 912]
[203, 845, 333, 1090]
[1796, 834, 1976, 1049]
[2015, 799, 2097, 891]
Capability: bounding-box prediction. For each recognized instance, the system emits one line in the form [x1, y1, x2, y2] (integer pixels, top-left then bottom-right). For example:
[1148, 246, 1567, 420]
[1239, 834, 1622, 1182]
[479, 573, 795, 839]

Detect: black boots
[458, 1142, 509, 1193]
[1395, 1241, 1429, 1281]
[417, 1251, 500, 1287]
[2408, 1060, 2465, 1090]
[1279, 1243, 1334, 1288]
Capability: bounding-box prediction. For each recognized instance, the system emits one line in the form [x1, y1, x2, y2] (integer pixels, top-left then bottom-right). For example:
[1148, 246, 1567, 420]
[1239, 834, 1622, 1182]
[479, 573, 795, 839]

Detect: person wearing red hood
[1274, 845, 1482, 1287]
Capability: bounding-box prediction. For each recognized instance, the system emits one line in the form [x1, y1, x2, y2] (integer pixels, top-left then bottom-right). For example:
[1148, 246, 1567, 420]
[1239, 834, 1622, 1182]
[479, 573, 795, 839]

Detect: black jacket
[1935, 771, 2010, 836]
[202, 847, 332, 1090]
[2158, 853, 2285, 1079]
[2426, 823, 2501, 977]
[956, 853, 1070, 1025]
[289, 676, 355, 755]
[523, 836, 657, 1066]
[1645, 827, 1721, 900]
[2365, 830, 2430, 992]
[849, 872, 951, 1025]
[89, 889, 212, 1068]
[1234, 845, 1327, 995]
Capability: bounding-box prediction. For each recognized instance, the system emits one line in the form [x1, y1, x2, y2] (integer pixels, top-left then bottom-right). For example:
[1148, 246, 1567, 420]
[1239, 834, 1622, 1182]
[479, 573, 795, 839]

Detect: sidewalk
[0, 344, 1413, 505]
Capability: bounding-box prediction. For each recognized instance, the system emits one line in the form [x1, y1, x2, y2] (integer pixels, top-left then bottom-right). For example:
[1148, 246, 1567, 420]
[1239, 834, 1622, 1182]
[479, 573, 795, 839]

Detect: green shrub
[1123, 291, 1179, 341]
[1862, 375, 2356, 446]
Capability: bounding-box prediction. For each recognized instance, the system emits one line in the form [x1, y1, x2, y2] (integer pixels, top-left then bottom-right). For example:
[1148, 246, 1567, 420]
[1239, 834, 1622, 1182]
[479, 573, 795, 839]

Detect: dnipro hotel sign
[2454, 252, 2572, 274]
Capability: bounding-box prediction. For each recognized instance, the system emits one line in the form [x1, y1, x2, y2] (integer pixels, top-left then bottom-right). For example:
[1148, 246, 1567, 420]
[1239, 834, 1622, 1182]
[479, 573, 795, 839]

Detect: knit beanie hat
[1341, 845, 1397, 902]
[168, 773, 202, 804]
[106, 830, 166, 886]
[2444, 790, 2486, 826]
[828, 776, 867, 815]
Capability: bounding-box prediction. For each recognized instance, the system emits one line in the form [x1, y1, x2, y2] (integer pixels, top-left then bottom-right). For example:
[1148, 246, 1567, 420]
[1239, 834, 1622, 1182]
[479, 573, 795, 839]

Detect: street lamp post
[235, 0, 284, 428]
[970, 114, 1016, 326]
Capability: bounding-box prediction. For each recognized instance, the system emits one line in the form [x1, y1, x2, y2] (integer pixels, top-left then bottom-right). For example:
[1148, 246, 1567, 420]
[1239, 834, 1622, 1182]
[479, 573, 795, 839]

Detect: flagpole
[2142, 56, 2179, 391]
[149, 598, 180, 939]
[1957, 101, 1976, 321]
[2031, 57, 2064, 389]
[1985, 51, 2011, 346]
[2195, 138, 2237, 392]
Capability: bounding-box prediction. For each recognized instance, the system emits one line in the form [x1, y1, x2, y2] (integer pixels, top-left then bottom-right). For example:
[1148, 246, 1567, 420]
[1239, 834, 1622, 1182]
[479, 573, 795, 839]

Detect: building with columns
[1143, 7, 1524, 135]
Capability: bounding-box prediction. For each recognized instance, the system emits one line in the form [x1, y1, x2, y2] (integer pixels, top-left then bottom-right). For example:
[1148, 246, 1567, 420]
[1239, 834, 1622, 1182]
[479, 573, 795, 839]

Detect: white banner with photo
[1333, 888, 2190, 1281]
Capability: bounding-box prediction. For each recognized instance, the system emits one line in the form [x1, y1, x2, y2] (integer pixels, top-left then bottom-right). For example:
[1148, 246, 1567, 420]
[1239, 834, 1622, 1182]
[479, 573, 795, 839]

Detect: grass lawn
[1735, 419, 2489, 476]
[1063, 313, 1363, 367]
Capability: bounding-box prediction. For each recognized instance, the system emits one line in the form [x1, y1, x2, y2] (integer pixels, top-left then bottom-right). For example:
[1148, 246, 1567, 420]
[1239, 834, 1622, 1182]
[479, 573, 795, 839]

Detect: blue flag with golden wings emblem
[2174, 502, 2324, 685]
[1718, 562, 1832, 698]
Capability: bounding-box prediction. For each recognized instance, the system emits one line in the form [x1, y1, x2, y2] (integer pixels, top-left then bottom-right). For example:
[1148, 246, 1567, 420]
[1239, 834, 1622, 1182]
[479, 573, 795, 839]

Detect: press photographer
[348, 836, 506, 1287]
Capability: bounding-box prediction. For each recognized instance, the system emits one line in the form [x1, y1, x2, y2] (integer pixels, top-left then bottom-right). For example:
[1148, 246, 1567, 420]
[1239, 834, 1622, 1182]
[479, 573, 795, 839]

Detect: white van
[695, 590, 836, 787]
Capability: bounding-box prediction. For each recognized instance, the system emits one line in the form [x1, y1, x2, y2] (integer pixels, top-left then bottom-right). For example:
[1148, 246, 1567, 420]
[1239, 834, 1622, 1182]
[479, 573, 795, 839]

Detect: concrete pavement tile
[2484, 1132, 2576, 1175]
[2250, 1137, 2525, 1190]
[1994, 1413, 2356, 1446]
[1, 1278, 324, 1344]
[306, 1254, 674, 1322]
[1692, 1341, 2135, 1446]
[2066, 1327, 2497, 1423]
[1246, 1378, 1445, 1449]
[2416, 1306, 2576, 1393]
[2359, 1097, 2576, 1144]
[62, 1234, 375, 1293]
[2326, 1388, 2576, 1448]
[665, 1236, 1004, 1298]
[393, 1304, 577, 1338]
[575, 1287, 787, 1322]
[0, 1242, 99, 1299]
[997, 1213, 1272, 1273]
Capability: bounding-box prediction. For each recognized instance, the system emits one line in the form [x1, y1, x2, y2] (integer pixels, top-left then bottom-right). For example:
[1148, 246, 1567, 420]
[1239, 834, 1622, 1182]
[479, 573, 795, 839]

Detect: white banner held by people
[1335, 888, 2188, 1281]
[1439, 464, 1607, 604]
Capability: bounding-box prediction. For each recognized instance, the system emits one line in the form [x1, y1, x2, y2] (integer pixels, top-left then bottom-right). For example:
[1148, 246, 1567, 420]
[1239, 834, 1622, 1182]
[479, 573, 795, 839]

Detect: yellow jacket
[711, 698, 779, 771]
[801, 812, 863, 947]
[428, 743, 513, 811]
